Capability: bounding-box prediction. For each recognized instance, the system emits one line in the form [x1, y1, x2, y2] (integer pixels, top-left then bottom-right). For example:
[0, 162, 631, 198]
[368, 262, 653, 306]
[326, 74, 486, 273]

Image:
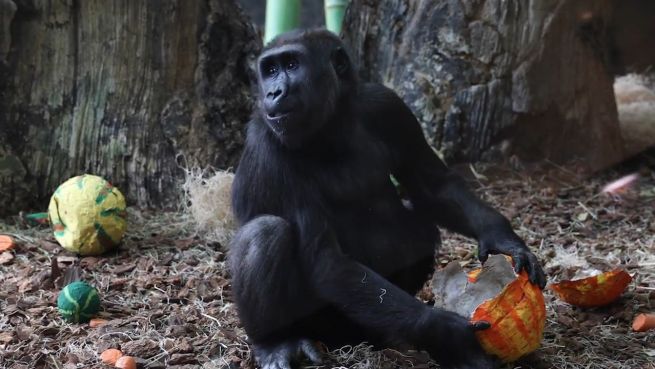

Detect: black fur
[229, 29, 545, 369]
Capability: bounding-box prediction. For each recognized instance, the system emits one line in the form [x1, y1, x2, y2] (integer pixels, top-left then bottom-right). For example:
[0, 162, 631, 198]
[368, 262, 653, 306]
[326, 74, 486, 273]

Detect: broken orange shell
[468, 255, 514, 282]
[467, 268, 482, 282]
[470, 270, 546, 363]
[550, 269, 632, 308]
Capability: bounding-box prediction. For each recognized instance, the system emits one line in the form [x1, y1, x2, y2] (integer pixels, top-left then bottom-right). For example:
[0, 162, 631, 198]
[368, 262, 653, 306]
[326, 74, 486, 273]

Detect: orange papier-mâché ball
[433, 255, 546, 363]
[470, 270, 546, 362]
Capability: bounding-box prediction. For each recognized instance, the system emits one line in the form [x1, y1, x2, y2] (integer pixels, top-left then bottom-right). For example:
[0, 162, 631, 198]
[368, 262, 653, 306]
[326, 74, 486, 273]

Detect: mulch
[0, 161, 654, 369]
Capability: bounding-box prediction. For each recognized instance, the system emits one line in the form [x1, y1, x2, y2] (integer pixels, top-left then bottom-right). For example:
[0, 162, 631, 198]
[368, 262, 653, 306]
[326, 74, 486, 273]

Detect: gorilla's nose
[264, 87, 290, 114]
[266, 83, 287, 103]
[267, 87, 284, 100]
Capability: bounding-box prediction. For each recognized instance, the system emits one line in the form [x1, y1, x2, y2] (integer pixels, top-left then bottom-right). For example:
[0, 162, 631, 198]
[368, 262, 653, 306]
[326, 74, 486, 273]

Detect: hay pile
[181, 167, 236, 247]
[614, 73, 655, 156]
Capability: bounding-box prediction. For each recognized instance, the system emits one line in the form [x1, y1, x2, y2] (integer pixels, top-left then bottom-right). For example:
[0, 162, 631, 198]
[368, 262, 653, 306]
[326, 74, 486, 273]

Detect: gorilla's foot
[254, 339, 323, 369]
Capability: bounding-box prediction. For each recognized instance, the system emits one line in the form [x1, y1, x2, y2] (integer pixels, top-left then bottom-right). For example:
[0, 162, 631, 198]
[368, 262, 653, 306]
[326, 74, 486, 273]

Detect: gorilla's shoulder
[357, 83, 414, 129]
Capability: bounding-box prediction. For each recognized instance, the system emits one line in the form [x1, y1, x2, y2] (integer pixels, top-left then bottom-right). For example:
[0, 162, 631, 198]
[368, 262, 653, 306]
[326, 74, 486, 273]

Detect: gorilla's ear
[331, 47, 350, 77]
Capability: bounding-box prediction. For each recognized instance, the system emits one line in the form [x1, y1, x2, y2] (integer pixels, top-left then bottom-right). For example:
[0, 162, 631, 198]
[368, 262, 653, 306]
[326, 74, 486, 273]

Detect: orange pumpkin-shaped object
[433, 256, 546, 363]
[550, 269, 632, 308]
[470, 270, 546, 362]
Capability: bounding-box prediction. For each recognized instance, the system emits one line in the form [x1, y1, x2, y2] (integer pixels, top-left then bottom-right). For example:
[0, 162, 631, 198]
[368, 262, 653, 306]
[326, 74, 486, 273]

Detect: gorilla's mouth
[266, 113, 293, 136]
[265, 107, 298, 135]
[266, 112, 290, 120]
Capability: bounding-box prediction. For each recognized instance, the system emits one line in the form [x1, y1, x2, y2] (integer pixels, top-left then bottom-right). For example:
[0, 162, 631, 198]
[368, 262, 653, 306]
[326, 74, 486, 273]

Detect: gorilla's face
[256, 32, 354, 147]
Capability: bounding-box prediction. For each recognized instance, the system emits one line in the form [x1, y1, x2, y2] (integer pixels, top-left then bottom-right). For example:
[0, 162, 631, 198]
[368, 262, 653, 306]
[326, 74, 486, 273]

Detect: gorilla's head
[256, 29, 357, 147]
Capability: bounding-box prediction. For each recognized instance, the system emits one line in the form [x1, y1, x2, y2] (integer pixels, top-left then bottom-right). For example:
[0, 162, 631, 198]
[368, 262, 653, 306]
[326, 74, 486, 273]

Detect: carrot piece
[89, 318, 108, 328]
[100, 348, 123, 365]
[0, 235, 15, 252]
[115, 355, 137, 369]
[632, 313, 655, 332]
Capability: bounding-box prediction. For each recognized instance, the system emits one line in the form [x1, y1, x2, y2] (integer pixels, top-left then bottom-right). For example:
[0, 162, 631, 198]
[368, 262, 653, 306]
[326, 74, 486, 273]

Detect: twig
[577, 201, 598, 220]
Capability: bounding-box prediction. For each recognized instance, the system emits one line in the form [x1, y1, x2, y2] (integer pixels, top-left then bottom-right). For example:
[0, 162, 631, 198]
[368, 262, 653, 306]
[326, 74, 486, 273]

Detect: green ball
[57, 281, 101, 323]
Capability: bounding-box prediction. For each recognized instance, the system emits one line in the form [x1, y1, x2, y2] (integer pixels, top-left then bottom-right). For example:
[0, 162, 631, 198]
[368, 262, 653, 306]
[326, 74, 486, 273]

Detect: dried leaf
[169, 353, 198, 365]
[112, 263, 136, 274]
[174, 338, 194, 353]
[121, 338, 160, 358]
[57, 255, 78, 264]
[0, 252, 14, 264]
[0, 331, 14, 344]
[174, 238, 195, 250]
[80, 257, 100, 268]
[16, 325, 33, 340]
[39, 239, 61, 253]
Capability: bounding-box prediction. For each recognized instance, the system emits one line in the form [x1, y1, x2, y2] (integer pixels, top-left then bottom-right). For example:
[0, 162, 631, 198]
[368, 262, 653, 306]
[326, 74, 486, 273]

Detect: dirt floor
[1, 159, 654, 369]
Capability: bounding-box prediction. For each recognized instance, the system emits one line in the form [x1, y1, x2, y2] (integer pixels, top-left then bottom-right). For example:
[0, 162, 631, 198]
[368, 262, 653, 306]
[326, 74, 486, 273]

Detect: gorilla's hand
[424, 310, 497, 369]
[478, 228, 546, 288]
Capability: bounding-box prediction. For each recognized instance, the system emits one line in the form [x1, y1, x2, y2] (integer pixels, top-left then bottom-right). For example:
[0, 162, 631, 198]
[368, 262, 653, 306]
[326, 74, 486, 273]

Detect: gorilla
[229, 29, 546, 369]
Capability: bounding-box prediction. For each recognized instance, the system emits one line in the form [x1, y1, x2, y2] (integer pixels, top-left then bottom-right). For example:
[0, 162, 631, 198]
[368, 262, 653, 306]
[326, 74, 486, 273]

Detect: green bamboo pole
[325, 0, 349, 35]
[264, 0, 301, 43]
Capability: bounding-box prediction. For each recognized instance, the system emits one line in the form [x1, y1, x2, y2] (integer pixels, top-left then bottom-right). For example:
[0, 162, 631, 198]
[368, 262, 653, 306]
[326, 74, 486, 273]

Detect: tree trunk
[0, 0, 260, 216]
[609, 0, 655, 75]
[237, 0, 325, 30]
[343, 0, 625, 170]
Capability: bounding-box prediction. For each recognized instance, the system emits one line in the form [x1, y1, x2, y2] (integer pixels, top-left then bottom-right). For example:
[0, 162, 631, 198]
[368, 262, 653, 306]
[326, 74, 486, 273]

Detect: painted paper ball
[48, 174, 127, 255]
[57, 281, 101, 323]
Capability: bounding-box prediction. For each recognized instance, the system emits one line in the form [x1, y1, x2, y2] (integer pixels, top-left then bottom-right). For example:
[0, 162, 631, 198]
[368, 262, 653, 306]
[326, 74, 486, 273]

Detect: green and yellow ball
[48, 174, 127, 256]
[57, 281, 101, 323]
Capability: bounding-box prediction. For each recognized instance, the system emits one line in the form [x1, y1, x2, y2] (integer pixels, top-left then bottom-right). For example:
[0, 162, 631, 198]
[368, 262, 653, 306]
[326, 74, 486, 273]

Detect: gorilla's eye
[262, 62, 278, 77]
[285, 58, 299, 71]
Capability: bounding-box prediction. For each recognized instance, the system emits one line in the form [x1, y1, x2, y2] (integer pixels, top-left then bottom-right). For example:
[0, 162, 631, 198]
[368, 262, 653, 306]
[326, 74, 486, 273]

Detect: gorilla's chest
[304, 137, 394, 206]
[300, 138, 412, 234]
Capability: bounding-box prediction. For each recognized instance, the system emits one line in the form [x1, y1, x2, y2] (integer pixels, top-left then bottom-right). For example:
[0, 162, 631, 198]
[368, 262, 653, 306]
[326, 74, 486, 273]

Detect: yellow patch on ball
[48, 174, 127, 255]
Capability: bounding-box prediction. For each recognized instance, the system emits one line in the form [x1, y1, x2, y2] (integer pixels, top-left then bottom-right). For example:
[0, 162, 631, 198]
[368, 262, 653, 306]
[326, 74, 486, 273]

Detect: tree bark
[343, 0, 624, 170]
[0, 0, 260, 216]
[609, 0, 655, 74]
[237, 0, 325, 30]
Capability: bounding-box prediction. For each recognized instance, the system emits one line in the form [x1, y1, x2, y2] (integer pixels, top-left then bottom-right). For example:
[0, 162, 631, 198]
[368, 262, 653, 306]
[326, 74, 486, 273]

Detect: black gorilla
[229, 29, 546, 369]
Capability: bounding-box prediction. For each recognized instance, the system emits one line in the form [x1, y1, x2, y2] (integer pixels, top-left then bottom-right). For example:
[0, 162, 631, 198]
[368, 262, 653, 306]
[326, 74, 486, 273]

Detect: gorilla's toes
[298, 339, 323, 364]
[255, 339, 323, 369]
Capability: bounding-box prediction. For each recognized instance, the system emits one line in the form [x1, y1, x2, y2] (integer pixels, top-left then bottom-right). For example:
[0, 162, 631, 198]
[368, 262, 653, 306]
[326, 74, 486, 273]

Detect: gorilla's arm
[294, 208, 491, 367]
[360, 84, 546, 288]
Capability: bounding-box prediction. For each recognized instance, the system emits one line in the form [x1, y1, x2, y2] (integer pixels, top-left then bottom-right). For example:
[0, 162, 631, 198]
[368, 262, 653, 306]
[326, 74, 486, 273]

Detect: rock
[343, 0, 624, 170]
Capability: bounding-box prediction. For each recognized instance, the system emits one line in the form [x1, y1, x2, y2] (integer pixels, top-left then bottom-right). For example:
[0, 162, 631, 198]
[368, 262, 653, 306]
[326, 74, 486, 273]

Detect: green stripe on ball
[57, 281, 101, 323]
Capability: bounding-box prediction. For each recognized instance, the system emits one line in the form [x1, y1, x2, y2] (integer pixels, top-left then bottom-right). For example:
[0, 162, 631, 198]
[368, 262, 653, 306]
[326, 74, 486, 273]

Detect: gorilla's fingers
[478, 248, 489, 263]
[299, 339, 323, 364]
[519, 252, 546, 289]
[261, 358, 291, 369]
[530, 255, 547, 289]
[470, 321, 491, 331]
[513, 252, 525, 274]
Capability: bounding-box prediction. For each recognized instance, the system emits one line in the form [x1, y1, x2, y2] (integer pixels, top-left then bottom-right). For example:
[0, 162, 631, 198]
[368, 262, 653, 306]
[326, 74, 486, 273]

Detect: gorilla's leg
[229, 216, 323, 369]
